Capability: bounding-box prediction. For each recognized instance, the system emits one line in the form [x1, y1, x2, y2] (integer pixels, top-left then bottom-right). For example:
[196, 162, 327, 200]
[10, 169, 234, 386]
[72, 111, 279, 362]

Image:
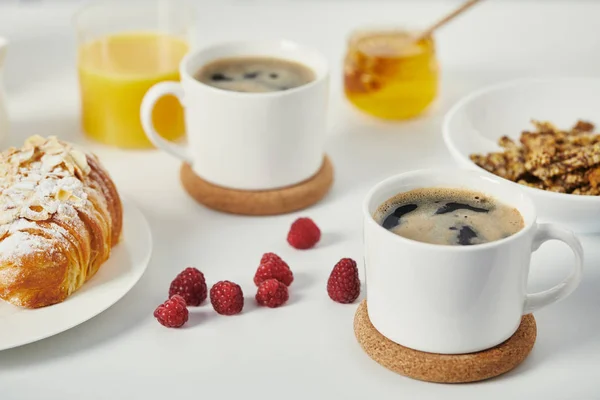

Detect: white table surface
[1, 1, 600, 399]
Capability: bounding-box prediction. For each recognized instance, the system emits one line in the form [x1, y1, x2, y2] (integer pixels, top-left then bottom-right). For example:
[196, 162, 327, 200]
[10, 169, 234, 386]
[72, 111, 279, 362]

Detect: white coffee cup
[140, 40, 329, 191]
[363, 168, 584, 354]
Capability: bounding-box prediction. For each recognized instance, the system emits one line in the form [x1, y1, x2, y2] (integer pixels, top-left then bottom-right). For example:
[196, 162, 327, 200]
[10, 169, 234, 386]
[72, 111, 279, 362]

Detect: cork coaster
[354, 300, 536, 384]
[180, 156, 334, 216]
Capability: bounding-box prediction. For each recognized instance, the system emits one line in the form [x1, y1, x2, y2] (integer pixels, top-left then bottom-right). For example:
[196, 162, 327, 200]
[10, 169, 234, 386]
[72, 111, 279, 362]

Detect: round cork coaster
[180, 156, 334, 216]
[354, 300, 536, 384]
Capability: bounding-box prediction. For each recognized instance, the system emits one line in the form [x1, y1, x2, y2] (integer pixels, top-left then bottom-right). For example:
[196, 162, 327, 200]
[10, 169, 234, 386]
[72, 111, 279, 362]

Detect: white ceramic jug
[0, 37, 8, 147]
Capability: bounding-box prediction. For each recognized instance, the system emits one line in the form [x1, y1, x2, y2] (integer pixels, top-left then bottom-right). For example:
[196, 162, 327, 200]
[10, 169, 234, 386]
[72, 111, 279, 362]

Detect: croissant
[0, 135, 123, 308]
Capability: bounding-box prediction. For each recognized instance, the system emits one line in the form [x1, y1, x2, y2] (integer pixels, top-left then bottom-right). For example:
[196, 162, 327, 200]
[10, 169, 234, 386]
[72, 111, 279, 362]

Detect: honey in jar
[344, 29, 439, 120]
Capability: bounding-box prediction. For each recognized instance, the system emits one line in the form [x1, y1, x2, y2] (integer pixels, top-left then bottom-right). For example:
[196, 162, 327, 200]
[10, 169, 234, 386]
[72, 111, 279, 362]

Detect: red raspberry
[153, 295, 189, 328]
[254, 253, 294, 286]
[168, 267, 207, 306]
[287, 217, 321, 249]
[210, 281, 244, 315]
[327, 258, 360, 304]
[256, 279, 289, 308]
[260, 252, 285, 265]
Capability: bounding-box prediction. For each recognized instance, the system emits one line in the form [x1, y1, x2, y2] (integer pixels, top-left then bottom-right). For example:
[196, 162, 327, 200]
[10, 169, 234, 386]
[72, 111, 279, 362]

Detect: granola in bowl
[469, 120, 600, 196]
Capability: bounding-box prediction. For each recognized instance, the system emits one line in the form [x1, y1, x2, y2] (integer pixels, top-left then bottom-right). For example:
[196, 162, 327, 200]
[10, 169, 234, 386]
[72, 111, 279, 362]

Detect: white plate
[443, 77, 600, 233]
[0, 198, 152, 351]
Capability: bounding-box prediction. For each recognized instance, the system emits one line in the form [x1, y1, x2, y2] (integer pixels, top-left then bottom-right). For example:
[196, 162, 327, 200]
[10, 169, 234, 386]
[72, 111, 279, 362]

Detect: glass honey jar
[344, 27, 439, 120]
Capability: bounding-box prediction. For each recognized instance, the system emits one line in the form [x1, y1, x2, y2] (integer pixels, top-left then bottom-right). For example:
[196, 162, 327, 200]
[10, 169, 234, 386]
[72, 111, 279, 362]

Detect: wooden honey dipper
[414, 0, 484, 42]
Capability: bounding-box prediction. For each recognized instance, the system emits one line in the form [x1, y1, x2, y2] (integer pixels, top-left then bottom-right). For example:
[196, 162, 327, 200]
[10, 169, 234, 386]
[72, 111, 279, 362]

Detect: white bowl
[443, 77, 600, 233]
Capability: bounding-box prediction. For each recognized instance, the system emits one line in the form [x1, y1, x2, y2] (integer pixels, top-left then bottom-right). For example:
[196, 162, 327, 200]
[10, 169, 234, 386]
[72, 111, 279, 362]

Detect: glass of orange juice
[74, 0, 192, 148]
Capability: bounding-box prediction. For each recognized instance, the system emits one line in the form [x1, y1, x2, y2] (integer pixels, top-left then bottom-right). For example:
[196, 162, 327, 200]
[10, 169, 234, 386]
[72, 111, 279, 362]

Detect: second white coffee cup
[363, 169, 584, 354]
[141, 40, 329, 191]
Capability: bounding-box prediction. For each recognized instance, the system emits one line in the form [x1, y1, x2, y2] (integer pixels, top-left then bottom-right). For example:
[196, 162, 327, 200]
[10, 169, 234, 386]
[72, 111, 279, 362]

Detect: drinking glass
[74, 0, 193, 148]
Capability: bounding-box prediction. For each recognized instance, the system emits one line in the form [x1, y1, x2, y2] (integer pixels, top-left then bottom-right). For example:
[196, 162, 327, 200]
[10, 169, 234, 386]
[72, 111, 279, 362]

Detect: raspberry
[210, 281, 244, 315]
[260, 252, 284, 265]
[168, 267, 207, 306]
[256, 279, 289, 308]
[153, 295, 189, 328]
[327, 258, 360, 304]
[254, 253, 293, 286]
[287, 217, 321, 249]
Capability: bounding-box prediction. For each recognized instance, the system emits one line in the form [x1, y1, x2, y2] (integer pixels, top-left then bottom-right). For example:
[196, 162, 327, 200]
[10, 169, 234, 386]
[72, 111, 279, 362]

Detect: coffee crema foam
[373, 187, 525, 246]
[195, 56, 315, 93]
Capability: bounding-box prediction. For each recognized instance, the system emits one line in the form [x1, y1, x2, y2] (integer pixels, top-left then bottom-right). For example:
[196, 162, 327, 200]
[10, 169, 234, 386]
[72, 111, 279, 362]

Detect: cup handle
[523, 223, 584, 314]
[140, 81, 192, 164]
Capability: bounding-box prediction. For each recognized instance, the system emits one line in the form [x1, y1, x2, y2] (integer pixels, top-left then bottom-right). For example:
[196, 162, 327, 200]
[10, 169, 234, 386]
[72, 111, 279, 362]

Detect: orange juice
[78, 32, 189, 148]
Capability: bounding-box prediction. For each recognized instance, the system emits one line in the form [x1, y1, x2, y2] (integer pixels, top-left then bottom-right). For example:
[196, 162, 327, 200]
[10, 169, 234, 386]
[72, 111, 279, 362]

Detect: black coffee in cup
[374, 187, 524, 246]
[194, 56, 315, 93]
